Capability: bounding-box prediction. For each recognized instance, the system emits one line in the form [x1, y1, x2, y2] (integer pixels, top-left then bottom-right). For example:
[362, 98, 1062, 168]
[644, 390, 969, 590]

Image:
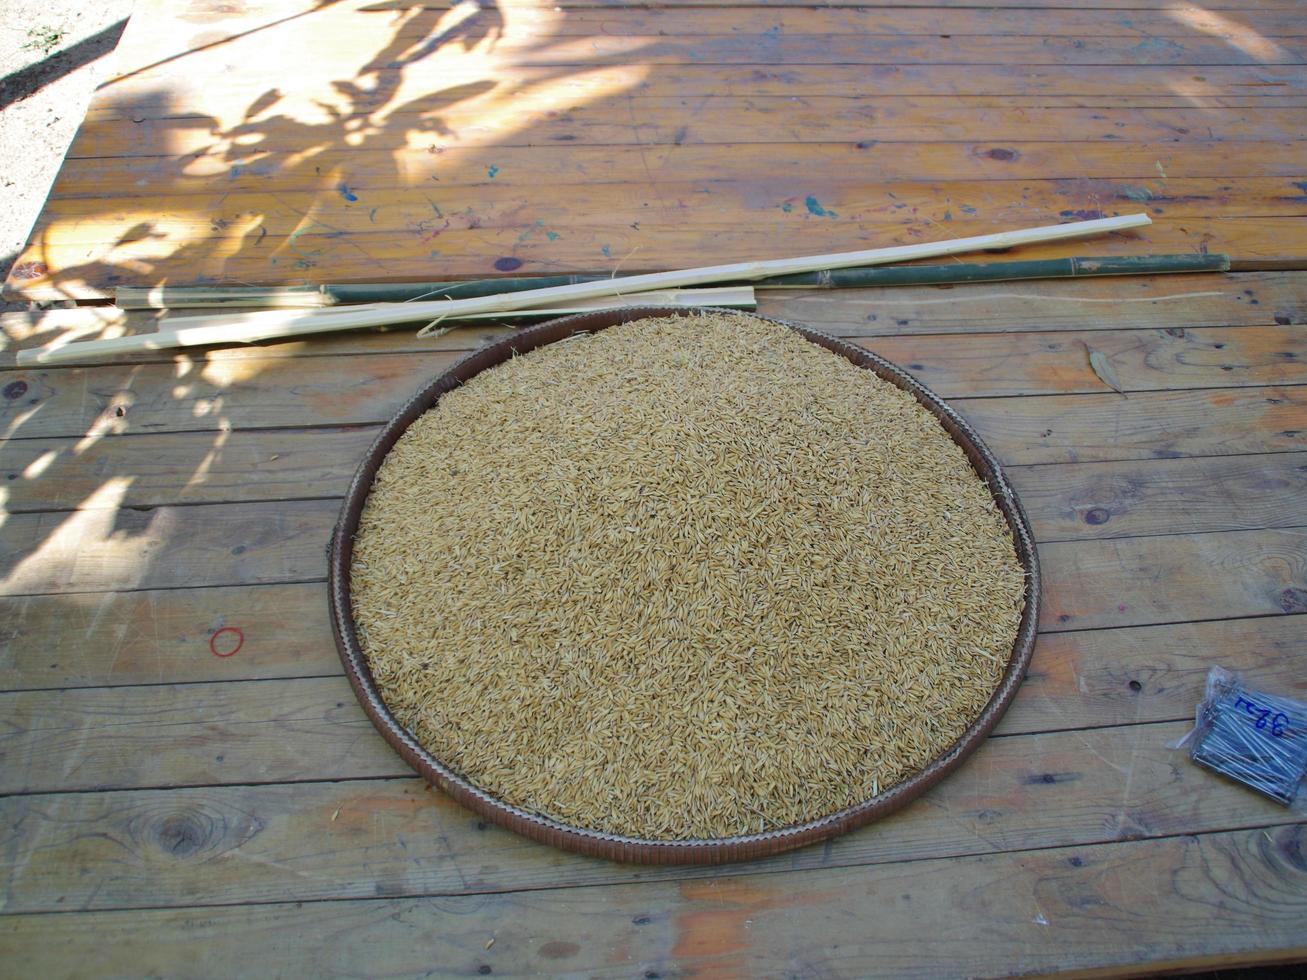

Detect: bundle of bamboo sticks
[17, 213, 1156, 366]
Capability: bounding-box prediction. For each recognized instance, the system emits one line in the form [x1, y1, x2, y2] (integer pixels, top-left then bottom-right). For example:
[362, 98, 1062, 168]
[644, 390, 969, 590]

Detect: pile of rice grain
[351, 312, 1025, 840]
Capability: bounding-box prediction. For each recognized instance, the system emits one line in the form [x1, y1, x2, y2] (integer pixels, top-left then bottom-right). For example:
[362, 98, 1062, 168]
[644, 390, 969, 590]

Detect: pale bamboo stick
[17, 214, 1149, 366]
[453, 286, 755, 319]
[6, 287, 753, 349]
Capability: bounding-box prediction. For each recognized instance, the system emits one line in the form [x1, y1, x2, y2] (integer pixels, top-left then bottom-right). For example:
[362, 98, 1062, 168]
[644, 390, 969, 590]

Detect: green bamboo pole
[114, 254, 1229, 310]
[759, 252, 1230, 287]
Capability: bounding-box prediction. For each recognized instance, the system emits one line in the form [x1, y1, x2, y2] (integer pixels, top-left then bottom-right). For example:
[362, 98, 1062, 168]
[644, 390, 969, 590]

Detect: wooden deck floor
[2, 273, 1305, 975]
[3, 0, 1307, 976]
[4, 0, 1307, 301]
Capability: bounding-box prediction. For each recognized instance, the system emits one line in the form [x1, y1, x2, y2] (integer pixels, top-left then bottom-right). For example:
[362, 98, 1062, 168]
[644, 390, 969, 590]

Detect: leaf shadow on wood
[1, 0, 674, 598]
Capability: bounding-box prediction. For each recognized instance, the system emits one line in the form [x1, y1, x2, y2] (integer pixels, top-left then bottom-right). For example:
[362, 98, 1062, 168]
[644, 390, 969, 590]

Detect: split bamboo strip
[451, 287, 756, 319]
[17, 213, 1150, 366]
[4, 288, 755, 353]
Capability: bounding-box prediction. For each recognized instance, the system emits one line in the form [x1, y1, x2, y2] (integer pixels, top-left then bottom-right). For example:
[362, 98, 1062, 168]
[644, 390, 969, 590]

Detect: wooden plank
[4, 324, 1306, 441]
[21, 181, 1307, 260]
[550, 0, 1307, 8]
[108, 5, 1307, 44]
[90, 95, 1307, 119]
[347, 10, 1307, 40]
[0, 352, 462, 440]
[69, 33, 1307, 71]
[777, 272, 1307, 336]
[0, 676, 407, 794]
[10, 217, 1303, 302]
[0, 427, 378, 511]
[104, 100, 1307, 155]
[59, 107, 1307, 170]
[1007, 452, 1307, 541]
[865, 325, 1307, 397]
[3, 826, 1305, 978]
[41, 142, 1307, 198]
[0, 308, 518, 365]
[28, 178, 1307, 249]
[1006, 614, 1307, 733]
[0, 720, 1294, 912]
[0, 582, 335, 692]
[1041, 527, 1307, 632]
[0, 499, 334, 596]
[956, 386, 1307, 464]
[92, 63, 1307, 110]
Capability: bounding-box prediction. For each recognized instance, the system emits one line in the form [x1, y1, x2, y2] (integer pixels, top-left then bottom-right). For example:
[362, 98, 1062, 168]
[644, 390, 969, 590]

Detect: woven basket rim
[327, 306, 1042, 865]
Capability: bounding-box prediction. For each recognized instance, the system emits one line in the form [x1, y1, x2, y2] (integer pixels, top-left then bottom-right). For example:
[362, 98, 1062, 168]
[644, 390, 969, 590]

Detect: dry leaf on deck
[1085, 344, 1127, 397]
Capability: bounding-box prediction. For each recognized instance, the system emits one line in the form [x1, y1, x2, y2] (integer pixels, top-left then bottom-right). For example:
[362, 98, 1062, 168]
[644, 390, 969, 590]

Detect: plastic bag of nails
[1171, 667, 1307, 807]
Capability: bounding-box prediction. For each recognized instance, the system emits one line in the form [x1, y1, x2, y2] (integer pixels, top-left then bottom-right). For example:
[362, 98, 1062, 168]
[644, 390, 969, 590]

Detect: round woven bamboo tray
[328, 306, 1041, 864]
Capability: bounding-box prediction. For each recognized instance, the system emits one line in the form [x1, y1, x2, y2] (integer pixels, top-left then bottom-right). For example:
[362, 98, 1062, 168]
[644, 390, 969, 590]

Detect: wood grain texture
[0, 427, 378, 511]
[2, 0, 1306, 971]
[0, 676, 406, 795]
[78, 33, 1307, 73]
[7, 0, 1307, 297]
[11, 219, 1302, 303]
[864, 325, 1307, 396]
[93, 62, 1307, 104]
[539, 0, 1307, 8]
[0, 720, 1293, 911]
[956, 386, 1307, 464]
[3, 826, 1305, 979]
[1008, 452, 1307, 540]
[104, 5, 1307, 42]
[27, 179, 1307, 249]
[0, 351, 462, 440]
[0, 499, 334, 596]
[1007, 614, 1307, 732]
[76, 104, 1307, 147]
[41, 142, 1307, 196]
[0, 582, 334, 691]
[1040, 527, 1307, 631]
[778, 272, 1307, 335]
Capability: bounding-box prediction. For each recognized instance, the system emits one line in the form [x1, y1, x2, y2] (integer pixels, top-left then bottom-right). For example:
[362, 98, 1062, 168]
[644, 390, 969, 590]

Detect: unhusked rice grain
[350, 312, 1026, 840]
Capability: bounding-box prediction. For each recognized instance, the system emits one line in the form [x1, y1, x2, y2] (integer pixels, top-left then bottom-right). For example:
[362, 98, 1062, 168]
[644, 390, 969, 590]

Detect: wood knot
[133, 801, 259, 860]
[1277, 587, 1307, 613]
[1274, 826, 1306, 872]
[156, 814, 210, 857]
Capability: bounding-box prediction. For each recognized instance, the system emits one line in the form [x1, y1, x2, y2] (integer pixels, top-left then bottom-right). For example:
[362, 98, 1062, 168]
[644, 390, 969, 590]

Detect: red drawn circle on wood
[209, 627, 244, 658]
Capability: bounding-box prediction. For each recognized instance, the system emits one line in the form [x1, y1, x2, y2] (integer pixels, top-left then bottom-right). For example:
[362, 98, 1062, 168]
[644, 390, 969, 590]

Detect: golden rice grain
[351, 312, 1025, 840]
